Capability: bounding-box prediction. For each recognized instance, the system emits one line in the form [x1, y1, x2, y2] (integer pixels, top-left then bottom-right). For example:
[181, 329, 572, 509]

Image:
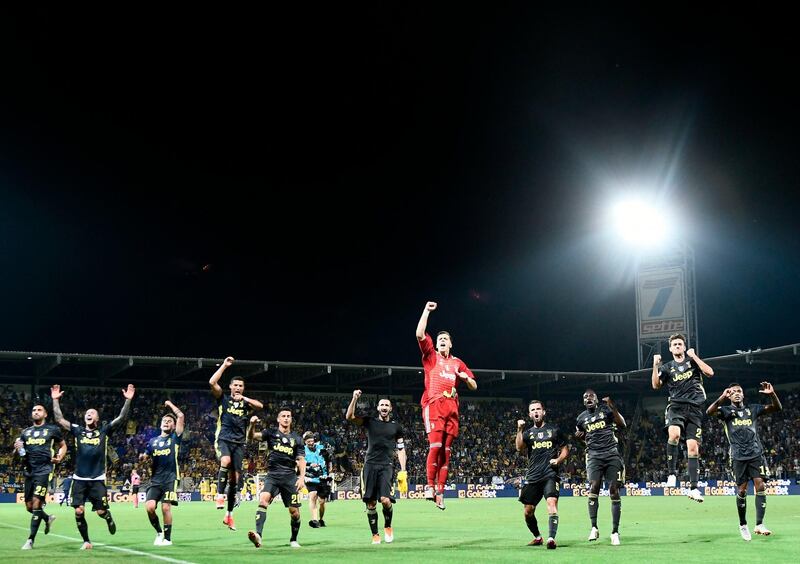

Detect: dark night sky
[1, 6, 798, 372]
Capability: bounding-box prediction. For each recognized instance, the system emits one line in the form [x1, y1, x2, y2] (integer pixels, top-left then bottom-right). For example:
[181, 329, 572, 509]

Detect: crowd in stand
[1, 384, 798, 494]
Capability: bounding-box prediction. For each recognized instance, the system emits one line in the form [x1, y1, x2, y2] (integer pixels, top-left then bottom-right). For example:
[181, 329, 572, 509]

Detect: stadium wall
[3, 479, 797, 504]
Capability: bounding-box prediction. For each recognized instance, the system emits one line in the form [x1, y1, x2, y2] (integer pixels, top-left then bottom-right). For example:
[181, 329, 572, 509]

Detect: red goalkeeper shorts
[423, 398, 460, 437]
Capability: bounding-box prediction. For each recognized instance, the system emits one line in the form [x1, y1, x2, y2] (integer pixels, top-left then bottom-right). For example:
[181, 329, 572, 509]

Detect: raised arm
[110, 384, 136, 428]
[706, 388, 731, 416]
[759, 382, 783, 414]
[165, 400, 185, 435]
[50, 385, 72, 431]
[247, 415, 263, 442]
[515, 419, 527, 452]
[687, 348, 714, 377]
[346, 389, 364, 425]
[416, 301, 437, 340]
[603, 397, 626, 429]
[651, 354, 663, 390]
[209, 356, 234, 399]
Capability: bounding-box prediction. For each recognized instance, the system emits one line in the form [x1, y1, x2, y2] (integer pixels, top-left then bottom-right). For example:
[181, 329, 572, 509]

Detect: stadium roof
[1, 344, 798, 399]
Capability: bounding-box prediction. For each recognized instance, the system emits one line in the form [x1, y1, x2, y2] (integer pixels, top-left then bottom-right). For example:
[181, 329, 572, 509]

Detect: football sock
[382, 504, 393, 528]
[688, 455, 699, 489]
[436, 447, 451, 488]
[667, 440, 679, 475]
[548, 513, 559, 539]
[588, 493, 599, 527]
[426, 448, 440, 487]
[255, 506, 267, 535]
[148, 512, 162, 532]
[29, 508, 44, 541]
[367, 507, 378, 535]
[76, 512, 90, 542]
[217, 467, 229, 496]
[755, 490, 766, 525]
[525, 513, 540, 537]
[736, 493, 747, 525]
[611, 498, 621, 533]
[227, 481, 237, 512]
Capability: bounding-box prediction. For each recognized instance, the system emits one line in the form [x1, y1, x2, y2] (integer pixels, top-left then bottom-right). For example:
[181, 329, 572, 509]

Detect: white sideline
[1, 522, 198, 563]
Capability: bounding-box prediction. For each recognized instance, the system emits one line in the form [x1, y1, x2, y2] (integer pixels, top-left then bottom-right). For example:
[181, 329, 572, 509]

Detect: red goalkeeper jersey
[418, 333, 475, 407]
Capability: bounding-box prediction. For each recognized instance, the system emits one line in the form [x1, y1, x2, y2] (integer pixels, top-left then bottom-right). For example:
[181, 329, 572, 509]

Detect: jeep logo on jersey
[586, 421, 607, 432]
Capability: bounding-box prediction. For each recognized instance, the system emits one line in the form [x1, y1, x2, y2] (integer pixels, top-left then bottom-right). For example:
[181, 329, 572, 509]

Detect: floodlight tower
[609, 198, 698, 369]
[635, 244, 698, 369]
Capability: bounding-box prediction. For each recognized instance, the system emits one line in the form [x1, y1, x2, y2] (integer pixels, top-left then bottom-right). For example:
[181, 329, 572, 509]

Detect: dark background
[1, 6, 797, 371]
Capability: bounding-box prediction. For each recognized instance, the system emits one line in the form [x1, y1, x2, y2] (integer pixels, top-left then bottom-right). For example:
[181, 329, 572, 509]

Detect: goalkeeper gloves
[397, 470, 408, 494]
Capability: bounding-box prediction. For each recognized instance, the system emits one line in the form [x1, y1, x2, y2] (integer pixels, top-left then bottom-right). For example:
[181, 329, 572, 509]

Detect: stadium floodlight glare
[610, 199, 664, 247]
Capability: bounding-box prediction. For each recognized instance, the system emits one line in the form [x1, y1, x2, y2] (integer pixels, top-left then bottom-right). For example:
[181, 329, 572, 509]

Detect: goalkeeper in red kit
[415, 301, 477, 510]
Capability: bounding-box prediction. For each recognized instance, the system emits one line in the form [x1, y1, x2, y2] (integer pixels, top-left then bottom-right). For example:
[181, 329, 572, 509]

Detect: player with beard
[51, 384, 135, 550]
[347, 390, 407, 544]
[575, 390, 626, 546]
[515, 400, 568, 549]
[16, 403, 67, 550]
[707, 382, 782, 541]
[652, 333, 714, 501]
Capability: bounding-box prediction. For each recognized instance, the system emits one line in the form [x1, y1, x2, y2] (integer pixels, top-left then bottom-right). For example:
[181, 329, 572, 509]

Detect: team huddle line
[13, 302, 783, 550]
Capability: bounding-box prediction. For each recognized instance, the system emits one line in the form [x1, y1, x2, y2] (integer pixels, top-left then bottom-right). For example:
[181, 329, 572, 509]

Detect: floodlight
[610, 199, 664, 247]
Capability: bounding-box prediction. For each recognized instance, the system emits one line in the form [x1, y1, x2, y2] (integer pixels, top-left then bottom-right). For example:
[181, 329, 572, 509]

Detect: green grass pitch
[1, 496, 798, 563]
